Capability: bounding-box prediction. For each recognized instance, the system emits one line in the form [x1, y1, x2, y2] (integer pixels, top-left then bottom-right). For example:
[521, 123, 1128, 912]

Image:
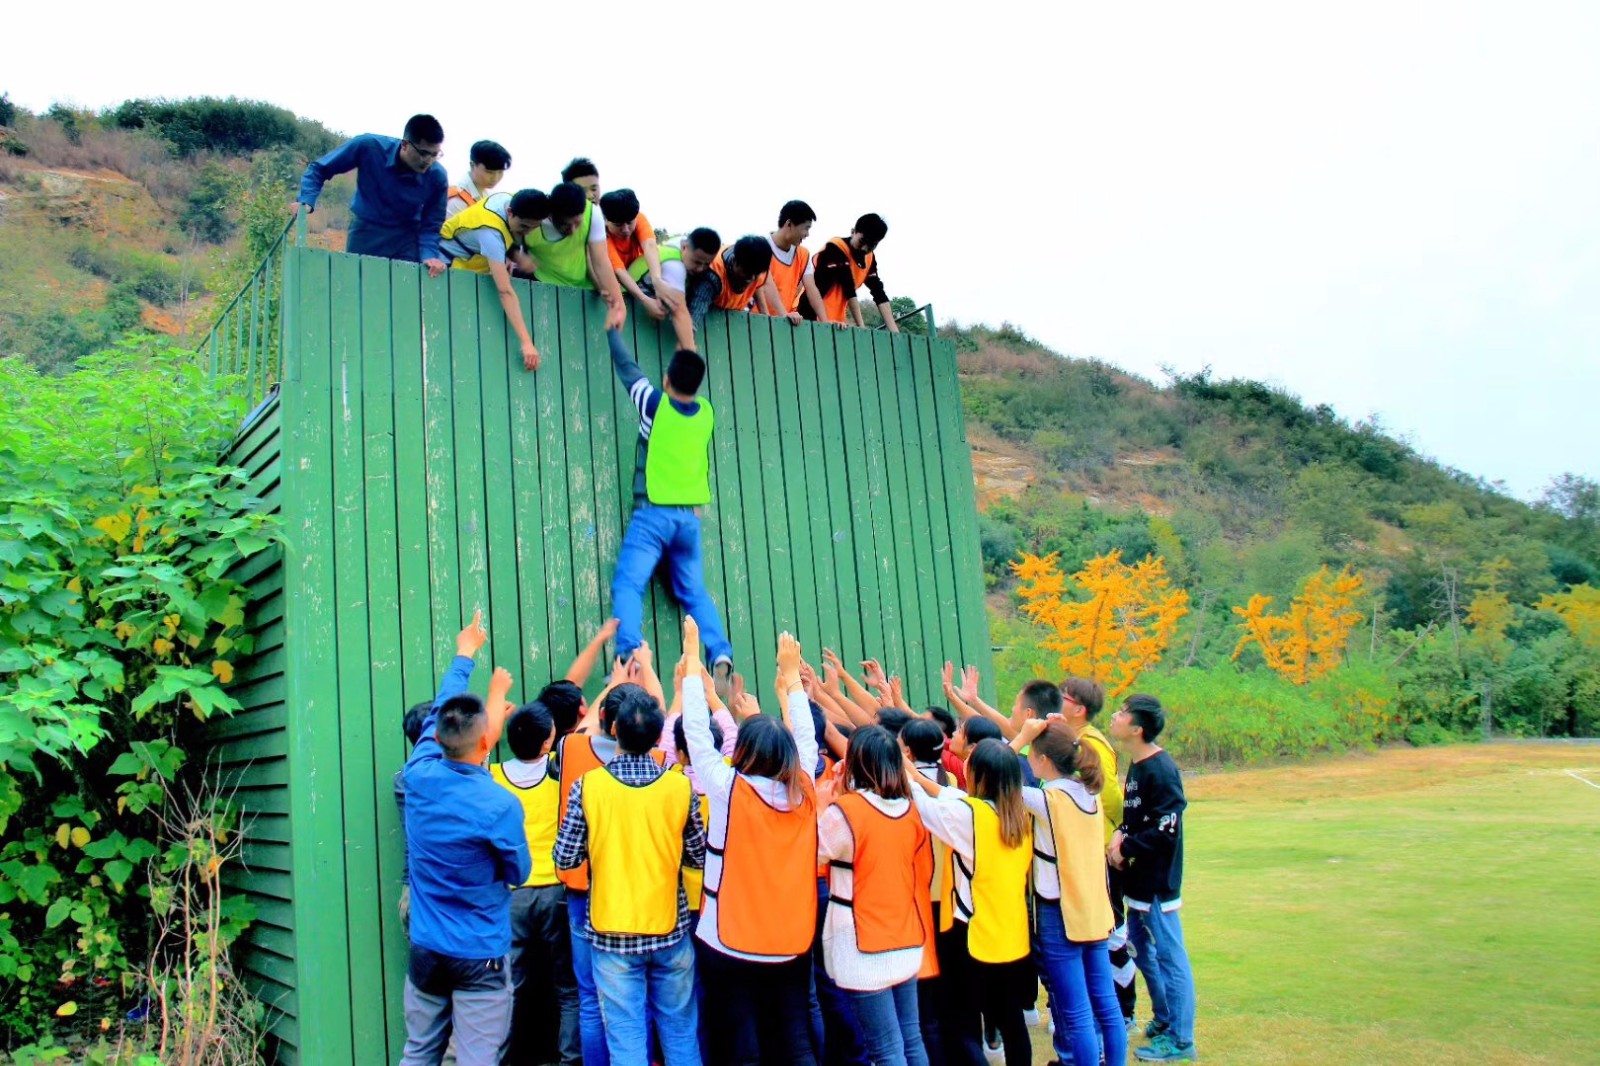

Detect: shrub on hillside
[107, 97, 339, 158]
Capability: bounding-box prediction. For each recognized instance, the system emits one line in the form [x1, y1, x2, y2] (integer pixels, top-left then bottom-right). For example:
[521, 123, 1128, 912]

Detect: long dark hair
[845, 725, 910, 800]
[733, 713, 805, 806]
[966, 738, 1028, 848]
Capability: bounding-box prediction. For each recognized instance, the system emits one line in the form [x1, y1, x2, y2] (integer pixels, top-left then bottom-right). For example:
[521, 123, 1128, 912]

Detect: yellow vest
[959, 797, 1032, 963]
[1042, 788, 1114, 942]
[490, 763, 560, 887]
[1079, 725, 1122, 843]
[439, 197, 517, 275]
[582, 766, 693, 936]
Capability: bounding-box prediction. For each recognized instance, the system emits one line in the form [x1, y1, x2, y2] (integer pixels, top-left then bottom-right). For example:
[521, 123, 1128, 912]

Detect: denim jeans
[592, 935, 701, 1066]
[813, 879, 871, 1066]
[1126, 899, 1196, 1046]
[846, 979, 929, 1066]
[567, 891, 609, 1066]
[398, 945, 512, 1066]
[1033, 901, 1127, 1066]
[611, 505, 733, 664]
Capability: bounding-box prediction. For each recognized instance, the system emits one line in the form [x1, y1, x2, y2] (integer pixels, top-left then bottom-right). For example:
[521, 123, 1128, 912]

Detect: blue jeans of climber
[611, 504, 733, 665]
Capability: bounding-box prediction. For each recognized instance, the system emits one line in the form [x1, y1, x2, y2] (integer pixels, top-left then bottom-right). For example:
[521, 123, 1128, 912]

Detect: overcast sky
[10, 1, 1597, 499]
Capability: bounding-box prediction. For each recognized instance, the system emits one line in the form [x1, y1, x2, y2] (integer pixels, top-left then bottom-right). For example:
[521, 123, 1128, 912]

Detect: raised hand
[733, 691, 762, 721]
[634, 641, 654, 674]
[682, 614, 701, 665]
[942, 660, 956, 695]
[1018, 715, 1050, 743]
[889, 675, 906, 708]
[456, 610, 488, 659]
[777, 632, 803, 680]
[860, 658, 888, 690]
[960, 664, 980, 704]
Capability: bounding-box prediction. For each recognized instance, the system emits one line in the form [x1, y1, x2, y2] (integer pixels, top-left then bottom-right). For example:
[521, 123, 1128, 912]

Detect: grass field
[1058, 742, 1600, 1065]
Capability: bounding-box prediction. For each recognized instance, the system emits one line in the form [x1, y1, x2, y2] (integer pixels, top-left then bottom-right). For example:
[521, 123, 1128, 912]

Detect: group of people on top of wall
[293, 114, 900, 373]
[395, 609, 1199, 1066]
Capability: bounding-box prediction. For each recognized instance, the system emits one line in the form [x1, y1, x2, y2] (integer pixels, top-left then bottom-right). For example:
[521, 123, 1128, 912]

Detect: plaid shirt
[553, 752, 707, 954]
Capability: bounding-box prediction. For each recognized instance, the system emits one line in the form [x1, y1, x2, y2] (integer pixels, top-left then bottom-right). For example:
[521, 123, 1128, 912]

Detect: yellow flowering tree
[1232, 566, 1365, 684]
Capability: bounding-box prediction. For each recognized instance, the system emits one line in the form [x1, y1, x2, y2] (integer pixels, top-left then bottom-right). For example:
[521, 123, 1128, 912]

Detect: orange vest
[761, 243, 810, 316]
[819, 237, 872, 324]
[447, 186, 477, 211]
[707, 775, 817, 955]
[710, 250, 769, 311]
[555, 734, 665, 890]
[829, 794, 934, 957]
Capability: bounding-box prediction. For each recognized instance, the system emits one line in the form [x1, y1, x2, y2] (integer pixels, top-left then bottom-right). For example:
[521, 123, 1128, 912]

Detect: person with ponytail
[818, 726, 934, 1066]
[681, 616, 820, 1066]
[1012, 716, 1128, 1066]
[905, 739, 1033, 1066]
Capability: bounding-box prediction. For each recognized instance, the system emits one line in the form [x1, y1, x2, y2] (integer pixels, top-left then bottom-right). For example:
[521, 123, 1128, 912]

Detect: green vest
[526, 201, 595, 288]
[646, 396, 714, 506]
[628, 242, 683, 282]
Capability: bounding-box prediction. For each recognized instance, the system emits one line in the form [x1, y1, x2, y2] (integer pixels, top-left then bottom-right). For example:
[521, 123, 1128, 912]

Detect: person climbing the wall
[438, 189, 549, 370]
[607, 325, 735, 696]
[801, 213, 898, 332]
[292, 114, 450, 275]
[524, 181, 627, 330]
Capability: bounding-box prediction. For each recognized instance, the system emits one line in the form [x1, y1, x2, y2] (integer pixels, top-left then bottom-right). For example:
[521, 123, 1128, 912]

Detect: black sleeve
[863, 256, 888, 307]
[1121, 758, 1185, 864]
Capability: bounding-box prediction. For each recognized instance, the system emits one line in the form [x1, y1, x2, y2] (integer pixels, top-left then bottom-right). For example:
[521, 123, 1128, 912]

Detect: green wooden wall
[220, 245, 990, 1063]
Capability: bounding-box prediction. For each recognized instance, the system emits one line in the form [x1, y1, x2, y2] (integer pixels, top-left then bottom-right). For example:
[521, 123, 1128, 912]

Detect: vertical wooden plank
[788, 324, 840, 661]
[391, 263, 436, 704]
[809, 327, 862, 660]
[422, 269, 466, 685]
[327, 253, 385, 1066]
[279, 248, 356, 1063]
[673, 319, 717, 672]
[702, 314, 753, 677]
[584, 300, 623, 667]
[907, 334, 962, 700]
[877, 331, 933, 704]
[477, 274, 522, 718]
[626, 316, 678, 670]
[450, 274, 491, 645]
[558, 288, 600, 664]
[359, 260, 408, 1058]
[929, 339, 997, 700]
[508, 277, 552, 696]
[533, 285, 577, 674]
[850, 328, 901, 672]
[749, 318, 798, 637]
[727, 314, 776, 698]
[616, 314, 658, 661]
[833, 327, 880, 665]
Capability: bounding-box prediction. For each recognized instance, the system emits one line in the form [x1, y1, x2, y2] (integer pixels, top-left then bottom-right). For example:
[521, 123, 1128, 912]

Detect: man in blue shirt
[399, 610, 531, 1066]
[294, 114, 449, 275]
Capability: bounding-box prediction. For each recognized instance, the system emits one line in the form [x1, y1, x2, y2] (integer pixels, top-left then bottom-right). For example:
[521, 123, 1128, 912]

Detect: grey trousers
[399, 945, 513, 1066]
[509, 883, 582, 1066]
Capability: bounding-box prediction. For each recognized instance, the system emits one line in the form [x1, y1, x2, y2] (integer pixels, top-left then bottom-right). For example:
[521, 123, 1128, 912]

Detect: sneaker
[1134, 1033, 1196, 1062]
[1125, 1015, 1139, 1035]
[985, 1021, 1001, 1050]
[1144, 1018, 1170, 1040]
[1024, 1007, 1042, 1026]
[711, 657, 734, 703]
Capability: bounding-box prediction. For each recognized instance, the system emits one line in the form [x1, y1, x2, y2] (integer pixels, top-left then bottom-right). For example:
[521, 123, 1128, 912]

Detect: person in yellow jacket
[553, 685, 706, 1066]
[907, 739, 1034, 1066]
[491, 699, 579, 1066]
[1011, 716, 1128, 1066]
[439, 189, 549, 370]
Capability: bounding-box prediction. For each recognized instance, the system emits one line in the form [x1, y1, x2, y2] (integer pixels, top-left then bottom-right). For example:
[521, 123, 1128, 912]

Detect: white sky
[10, 1, 1598, 499]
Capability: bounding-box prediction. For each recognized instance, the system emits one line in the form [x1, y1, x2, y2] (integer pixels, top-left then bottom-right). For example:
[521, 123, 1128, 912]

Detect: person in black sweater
[1109, 694, 1197, 1063]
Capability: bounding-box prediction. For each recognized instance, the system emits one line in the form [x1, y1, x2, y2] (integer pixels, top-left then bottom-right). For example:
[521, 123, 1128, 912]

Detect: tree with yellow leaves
[1232, 566, 1365, 684]
[1012, 550, 1189, 698]
[1539, 583, 1600, 648]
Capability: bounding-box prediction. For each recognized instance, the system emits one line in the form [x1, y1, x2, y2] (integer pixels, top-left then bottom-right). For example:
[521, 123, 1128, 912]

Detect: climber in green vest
[439, 189, 549, 370]
[608, 328, 734, 693]
[524, 181, 626, 330]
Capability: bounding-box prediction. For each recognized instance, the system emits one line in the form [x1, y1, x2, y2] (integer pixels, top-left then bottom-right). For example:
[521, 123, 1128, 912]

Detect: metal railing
[875, 302, 937, 338]
[200, 214, 302, 412]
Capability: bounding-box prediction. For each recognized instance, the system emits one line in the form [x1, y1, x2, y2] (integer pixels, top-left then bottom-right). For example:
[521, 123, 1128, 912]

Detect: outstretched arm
[588, 239, 626, 330]
[566, 618, 620, 686]
[489, 259, 540, 371]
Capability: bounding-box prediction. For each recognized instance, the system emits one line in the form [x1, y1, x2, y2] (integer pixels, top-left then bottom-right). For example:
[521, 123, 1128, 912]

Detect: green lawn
[1088, 742, 1600, 1065]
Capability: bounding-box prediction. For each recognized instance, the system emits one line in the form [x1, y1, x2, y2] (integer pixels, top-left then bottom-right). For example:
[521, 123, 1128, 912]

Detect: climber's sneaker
[712, 657, 734, 704]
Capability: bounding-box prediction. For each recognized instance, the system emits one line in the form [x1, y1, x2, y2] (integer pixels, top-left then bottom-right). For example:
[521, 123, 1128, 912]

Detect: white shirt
[501, 755, 551, 788]
[818, 790, 923, 991]
[683, 674, 818, 962]
[540, 207, 605, 245]
[1022, 778, 1098, 900]
[909, 785, 978, 922]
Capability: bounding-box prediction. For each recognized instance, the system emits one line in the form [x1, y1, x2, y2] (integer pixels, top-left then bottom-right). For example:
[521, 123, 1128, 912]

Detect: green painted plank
[584, 297, 624, 669]
[749, 319, 798, 638]
[422, 268, 465, 694]
[809, 327, 863, 660]
[907, 335, 962, 699]
[280, 248, 355, 1064]
[787, 324, 838, 657]
[359, 258, 407, 1061]
[207, 703, 287, 740]
[726, 315, 775, 696]
[881, 331, 935, 705]
[860, 331, 908, 678]
[390, 263, 436, 706]
[837, 327, 885, 669]
[327, 253, 386, 1066]
[558, 287, 601, 660]
[478, 274, 523, 697]
[449, 273, 491, 655]
[221, 866, 293, 900]
[532, 284, 577, 672]
[507, 278, 552, 693]
[701, 315, 752, 677]
[618, 313, 661, 662]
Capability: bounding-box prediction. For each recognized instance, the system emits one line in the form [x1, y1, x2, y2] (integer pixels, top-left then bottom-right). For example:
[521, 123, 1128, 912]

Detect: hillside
[4, 94, 1598, 744]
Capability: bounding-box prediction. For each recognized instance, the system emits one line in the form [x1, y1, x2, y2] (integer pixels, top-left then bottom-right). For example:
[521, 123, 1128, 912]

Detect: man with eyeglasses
[293, 114, 450, 276]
